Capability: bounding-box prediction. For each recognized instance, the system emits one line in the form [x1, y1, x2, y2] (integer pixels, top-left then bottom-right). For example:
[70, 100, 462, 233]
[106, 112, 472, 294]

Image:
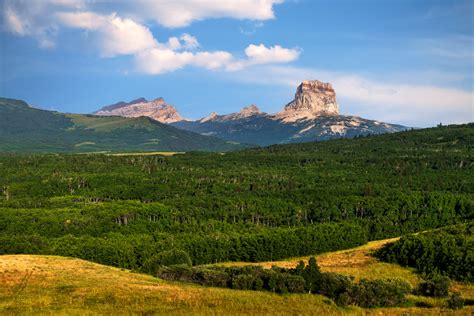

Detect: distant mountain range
[0, 97, 245, 153]
[1, 79, 408, 153]
[96, 80, 407, 146]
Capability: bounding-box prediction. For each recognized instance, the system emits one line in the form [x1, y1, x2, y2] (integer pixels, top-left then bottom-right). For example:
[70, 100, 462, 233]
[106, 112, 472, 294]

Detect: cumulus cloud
[135, 49, 236, 74]
[245, 44, 301, 65]
[135, 49, 194, 74]
[2, 0, 67, 48]
[55, 9, 299, 73]
[57, 11, 158, 57]
[130, 0, 284, 28]
[2, 0, 284, 49]
[2, 0, 297, 73]
[231, 65, 474, 126]
[134, 44, 298, 75]
[180, 33, 199, 49]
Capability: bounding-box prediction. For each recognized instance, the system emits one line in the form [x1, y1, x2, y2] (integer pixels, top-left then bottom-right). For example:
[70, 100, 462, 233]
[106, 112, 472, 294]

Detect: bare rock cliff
[95, 98, 183, 124]
[274, 80, 340, 122]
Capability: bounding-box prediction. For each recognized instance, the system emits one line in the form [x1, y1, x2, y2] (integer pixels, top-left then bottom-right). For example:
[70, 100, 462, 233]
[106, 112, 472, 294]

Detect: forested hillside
[0, 124, 472, 268]
[375, 223, 473, 281]
[0, 97, 244, 152]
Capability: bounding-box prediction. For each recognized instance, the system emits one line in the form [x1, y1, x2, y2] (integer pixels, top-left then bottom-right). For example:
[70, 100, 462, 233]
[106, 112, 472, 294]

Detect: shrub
[154, 264, 194, 282]
[286, 275, 306, 293]
[447, 292, 464, 310]
[317, 272, 353, 299]
[232, 274, 254, 290]
[192, 268, 229, 287]
[143, 249, 192, 274]
[253, 277, 264, 291]
[301, 257, 321, 293]
[415, 275, 450, 297]
[349, 278, 411, 308]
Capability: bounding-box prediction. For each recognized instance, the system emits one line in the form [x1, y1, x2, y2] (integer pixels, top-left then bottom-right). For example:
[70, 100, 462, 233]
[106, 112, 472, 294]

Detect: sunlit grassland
[210, 237, 474, 306]
[1, 237, 473, 315]
[1, 255, 353, 315]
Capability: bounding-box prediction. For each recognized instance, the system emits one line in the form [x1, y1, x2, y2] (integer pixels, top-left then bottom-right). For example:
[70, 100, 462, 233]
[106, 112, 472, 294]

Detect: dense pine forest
[0, 124, 473, 270]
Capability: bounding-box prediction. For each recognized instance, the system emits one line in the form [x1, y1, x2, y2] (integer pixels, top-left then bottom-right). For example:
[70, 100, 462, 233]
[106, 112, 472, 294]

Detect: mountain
[95, 97, 183, 123]
[0, 97, 246, 153]
[172, 80, 407, 146]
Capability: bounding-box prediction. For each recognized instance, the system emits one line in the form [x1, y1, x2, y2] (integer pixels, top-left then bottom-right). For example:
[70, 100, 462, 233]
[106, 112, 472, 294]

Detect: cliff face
[274, 80, 339, 122]
[95, 98, 183, 124]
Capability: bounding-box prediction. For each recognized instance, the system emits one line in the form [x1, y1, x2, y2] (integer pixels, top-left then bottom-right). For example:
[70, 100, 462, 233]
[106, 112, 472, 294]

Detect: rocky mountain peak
[274, 80, 340, 122]
[239, 104, 262, 116]
[200, 112, 219, 123]
[95, 97, 183, 123]
[129, 97, 148, 104]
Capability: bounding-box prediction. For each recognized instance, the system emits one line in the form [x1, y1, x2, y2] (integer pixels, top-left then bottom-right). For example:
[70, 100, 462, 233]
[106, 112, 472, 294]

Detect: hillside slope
[1, 238, 472, 315]
[0, 97, 245, 153]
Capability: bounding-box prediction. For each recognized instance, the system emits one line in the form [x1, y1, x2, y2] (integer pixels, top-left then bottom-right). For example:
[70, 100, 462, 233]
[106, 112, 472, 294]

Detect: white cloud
[4, 7, 27, 35]
[245, 44, 301, 64]
[2, 0, 283, 51]
[57, 11, 158, 57]
[131, 0, 284, 28]
[180, 33, 199, 49]
[193, 51, 234, 69]
[135, 49, 235, 74]
[2, 0, 65, 48]
[55, 9, 299, 72]
[134, 44, 298, 75]
[159, 34, 199, 50]
[230, 65, 474, 126]
[135, 49, 194, 74]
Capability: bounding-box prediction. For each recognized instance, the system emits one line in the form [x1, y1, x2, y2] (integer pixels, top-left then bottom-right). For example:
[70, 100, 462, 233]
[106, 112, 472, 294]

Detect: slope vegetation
[0, 97, 245, 153]
[1, 237, 472, 315]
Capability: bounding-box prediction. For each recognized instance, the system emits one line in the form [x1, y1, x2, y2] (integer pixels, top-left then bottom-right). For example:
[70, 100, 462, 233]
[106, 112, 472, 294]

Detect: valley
[2, 1, 471, 314]
[0, 124, 472, 314]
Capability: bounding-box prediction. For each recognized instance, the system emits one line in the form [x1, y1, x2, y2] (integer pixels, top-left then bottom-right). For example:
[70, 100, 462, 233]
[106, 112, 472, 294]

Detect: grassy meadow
[1, 237, 472, 315]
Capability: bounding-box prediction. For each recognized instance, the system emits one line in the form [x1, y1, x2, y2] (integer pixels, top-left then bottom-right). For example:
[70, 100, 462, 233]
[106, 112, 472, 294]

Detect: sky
[0, 0, 473, 127]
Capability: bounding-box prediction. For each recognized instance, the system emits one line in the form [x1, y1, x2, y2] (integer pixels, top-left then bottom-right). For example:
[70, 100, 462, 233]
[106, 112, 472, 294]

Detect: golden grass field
[1, 238, 472, 315]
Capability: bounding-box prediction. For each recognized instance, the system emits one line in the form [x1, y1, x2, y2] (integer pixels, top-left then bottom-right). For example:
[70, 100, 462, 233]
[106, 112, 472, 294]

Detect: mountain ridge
[0, 97, 246, 153]
[172, 80, 408, 146]
[95, 97, 183, 123]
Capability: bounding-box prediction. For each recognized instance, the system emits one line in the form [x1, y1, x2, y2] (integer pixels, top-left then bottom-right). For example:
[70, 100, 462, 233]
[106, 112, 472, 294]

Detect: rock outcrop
[95, 98, 183, 124]
[274, 80, 339, 122]
[199, 105, 265, 123]
[172, 79, 406, 146]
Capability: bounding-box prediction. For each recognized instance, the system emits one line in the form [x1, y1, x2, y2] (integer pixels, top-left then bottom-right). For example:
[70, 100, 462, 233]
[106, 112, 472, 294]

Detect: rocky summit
[199, 105, 265, 123]
[275, 80, 339, 122]
[172, 80, 407, 146]
[93, 80, 407, 146]
[95, 97, 183, 124]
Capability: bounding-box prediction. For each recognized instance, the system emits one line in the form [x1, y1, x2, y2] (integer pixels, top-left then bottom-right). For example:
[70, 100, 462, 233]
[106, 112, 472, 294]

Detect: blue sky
[1, 0, 472, 126]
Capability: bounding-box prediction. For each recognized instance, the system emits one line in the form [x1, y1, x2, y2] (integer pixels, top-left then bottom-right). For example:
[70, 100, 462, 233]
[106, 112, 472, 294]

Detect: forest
[0, 124, 473, 268]
[375, 223, 473, 282]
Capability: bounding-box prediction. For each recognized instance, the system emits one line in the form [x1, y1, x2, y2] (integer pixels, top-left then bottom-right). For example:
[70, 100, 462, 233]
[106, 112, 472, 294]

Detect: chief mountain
[95, 80, 407, 146]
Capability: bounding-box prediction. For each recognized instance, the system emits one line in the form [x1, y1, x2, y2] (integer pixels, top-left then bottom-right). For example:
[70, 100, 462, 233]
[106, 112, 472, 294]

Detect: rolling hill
[1, 237, 472, 315]
[0, 97, 246, 153]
